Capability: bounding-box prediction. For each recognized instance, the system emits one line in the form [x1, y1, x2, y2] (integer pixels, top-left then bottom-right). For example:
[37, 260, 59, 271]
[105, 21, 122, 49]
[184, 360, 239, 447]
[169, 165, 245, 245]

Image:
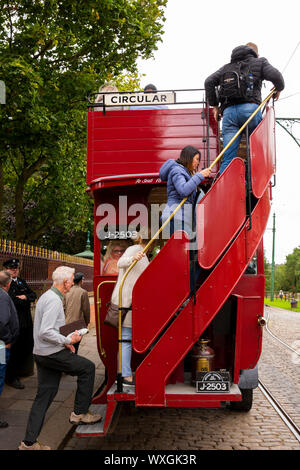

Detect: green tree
[273, 264, 288, 292]
[285, 247, 300, 293]
[0, 0, 167, 242]
[265, 247, 300, 296]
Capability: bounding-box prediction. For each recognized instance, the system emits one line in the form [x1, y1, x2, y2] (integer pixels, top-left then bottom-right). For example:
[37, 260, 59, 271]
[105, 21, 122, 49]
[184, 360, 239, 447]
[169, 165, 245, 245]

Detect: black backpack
[217, 60, 254, 104]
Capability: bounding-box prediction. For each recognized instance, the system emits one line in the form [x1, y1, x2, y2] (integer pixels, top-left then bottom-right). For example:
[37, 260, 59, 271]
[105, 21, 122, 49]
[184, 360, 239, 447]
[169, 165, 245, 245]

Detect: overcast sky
[136, 0, 300, 264]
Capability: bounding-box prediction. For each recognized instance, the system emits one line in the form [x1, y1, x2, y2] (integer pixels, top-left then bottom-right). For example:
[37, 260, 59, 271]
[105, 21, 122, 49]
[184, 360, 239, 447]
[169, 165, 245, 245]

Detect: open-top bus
[76, 88, 275, 436]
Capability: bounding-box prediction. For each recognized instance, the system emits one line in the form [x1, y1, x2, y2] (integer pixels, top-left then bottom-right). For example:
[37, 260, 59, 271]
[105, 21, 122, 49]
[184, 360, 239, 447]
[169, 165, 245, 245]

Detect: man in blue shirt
[0, 270, 19, 428]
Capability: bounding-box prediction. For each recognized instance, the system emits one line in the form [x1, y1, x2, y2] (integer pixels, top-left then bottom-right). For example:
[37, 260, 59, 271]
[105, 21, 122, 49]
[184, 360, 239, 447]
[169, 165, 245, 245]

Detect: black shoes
[6, 378, 25, 389]
[122, 378, 135, 386]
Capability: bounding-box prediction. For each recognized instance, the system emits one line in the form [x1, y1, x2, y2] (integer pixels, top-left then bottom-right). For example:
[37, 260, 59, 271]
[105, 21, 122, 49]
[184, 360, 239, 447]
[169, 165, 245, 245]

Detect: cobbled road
[64, 306, 300, 450]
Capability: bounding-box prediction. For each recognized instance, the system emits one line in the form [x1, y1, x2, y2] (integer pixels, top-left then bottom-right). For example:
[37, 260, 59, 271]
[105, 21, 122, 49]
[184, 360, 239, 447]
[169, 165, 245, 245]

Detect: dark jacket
[8, 278, 37, 329]
[205, 45, 285, 111]
[0, 288, 19, 345]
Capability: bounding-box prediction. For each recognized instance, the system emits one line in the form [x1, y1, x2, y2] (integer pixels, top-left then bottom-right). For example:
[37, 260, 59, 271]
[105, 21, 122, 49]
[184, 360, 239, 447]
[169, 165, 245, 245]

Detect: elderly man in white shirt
[19, 266, 101, 451]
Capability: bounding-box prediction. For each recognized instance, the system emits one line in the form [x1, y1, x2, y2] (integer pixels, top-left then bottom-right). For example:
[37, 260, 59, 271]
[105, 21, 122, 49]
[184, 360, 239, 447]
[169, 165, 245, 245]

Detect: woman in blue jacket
[159, 145, 211, 237]
[159, 145, 211, 294]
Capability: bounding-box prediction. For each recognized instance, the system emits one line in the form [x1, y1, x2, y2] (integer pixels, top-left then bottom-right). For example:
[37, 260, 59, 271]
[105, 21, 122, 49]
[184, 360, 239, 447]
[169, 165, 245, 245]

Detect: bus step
[75, 404, 108, 437]
[164, 382, 242, 407]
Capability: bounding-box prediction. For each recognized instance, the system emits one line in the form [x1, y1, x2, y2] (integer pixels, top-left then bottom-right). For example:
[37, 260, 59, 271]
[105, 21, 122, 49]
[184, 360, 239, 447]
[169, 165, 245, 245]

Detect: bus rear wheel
[229, 388, 253, 411]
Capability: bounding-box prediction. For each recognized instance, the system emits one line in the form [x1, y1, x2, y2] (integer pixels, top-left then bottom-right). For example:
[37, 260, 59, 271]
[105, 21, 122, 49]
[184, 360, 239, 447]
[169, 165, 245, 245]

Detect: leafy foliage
[0, 0, 167, 247]
[264, 246, 300, 294]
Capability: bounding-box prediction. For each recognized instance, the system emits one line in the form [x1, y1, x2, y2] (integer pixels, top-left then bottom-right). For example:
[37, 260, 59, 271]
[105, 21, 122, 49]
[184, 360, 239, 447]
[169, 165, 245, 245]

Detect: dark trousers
[24, 349, 95, 442]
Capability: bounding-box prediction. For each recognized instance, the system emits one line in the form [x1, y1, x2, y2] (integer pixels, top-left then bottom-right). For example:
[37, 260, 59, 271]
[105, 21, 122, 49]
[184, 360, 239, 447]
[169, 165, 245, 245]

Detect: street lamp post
[270, 213, 276, 301]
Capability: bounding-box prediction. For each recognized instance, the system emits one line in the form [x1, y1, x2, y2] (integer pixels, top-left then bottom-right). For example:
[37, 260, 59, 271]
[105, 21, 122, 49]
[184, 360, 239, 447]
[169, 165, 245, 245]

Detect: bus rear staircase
[76, 103, 276, 436]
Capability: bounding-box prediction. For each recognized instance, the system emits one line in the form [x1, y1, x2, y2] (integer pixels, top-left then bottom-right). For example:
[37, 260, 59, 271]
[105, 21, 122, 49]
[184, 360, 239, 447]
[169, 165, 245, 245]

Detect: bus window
[147, 185, 168, 251]
[245, 254, 257, 275]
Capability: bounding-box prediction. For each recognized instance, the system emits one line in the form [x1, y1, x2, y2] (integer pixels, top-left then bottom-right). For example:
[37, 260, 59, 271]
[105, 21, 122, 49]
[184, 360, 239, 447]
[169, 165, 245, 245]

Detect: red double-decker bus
[76, 88, 275, 437]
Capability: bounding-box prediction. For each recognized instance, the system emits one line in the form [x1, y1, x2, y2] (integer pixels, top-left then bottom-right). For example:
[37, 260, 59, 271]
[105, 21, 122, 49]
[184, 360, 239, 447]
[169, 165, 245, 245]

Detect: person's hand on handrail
[199, 168, 212, 178]
[213, 106, 221, 122]
[272, 88, 280, 101]
[133, 252, 146, 261]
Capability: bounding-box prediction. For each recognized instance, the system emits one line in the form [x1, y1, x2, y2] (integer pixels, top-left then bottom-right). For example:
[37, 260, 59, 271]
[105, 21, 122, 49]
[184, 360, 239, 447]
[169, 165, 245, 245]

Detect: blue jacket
[159, 159, 204, 227]
[0, 289, 19, 346]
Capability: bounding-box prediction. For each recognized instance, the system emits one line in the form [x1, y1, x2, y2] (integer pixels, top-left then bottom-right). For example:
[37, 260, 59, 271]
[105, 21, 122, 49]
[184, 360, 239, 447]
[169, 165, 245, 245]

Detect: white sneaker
[69, 410, 102, 425]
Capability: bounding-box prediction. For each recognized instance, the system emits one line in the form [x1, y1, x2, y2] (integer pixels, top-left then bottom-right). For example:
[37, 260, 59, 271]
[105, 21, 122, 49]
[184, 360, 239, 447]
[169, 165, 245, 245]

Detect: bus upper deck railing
[86, 88, 217, 181]
[88, 88, 207, 109]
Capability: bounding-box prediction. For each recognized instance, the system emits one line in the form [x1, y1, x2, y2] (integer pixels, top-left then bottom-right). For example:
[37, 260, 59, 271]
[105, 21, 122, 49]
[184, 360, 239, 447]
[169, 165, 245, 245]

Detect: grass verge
[264, 297, 300, 312]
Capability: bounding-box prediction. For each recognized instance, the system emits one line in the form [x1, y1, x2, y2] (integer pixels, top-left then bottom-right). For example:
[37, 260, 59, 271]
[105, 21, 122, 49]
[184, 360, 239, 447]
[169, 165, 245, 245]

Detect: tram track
[265, 309, 300, 356]
[258, 380, 300, 443]
[258, 308, 300, 444]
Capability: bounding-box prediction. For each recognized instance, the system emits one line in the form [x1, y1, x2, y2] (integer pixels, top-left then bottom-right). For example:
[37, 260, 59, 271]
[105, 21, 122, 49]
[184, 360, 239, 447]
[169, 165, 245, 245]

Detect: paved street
[0, 324, 105, 451]
[64, 306, 300, 451]
[259, 306, 300, 428]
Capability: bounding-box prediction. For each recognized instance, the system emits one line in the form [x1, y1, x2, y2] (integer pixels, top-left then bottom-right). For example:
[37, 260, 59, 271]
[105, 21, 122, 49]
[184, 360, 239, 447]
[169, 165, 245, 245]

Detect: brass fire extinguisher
[191, 339, 215, 385]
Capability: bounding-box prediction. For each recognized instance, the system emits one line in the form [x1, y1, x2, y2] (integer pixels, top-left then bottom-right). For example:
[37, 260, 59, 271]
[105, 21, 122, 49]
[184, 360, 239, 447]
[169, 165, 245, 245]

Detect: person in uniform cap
[64, 272, 90, 354]
[3, 258, 37, 389]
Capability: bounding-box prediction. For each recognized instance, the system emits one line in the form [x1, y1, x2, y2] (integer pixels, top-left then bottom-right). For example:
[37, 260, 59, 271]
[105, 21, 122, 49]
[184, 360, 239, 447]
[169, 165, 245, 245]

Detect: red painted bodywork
[87, 107, 219, 188]
[197, 158, 246, 269]
[133, 231, 190, 353]
[133, 187, 269, 406]
[87, 99, 275, 421]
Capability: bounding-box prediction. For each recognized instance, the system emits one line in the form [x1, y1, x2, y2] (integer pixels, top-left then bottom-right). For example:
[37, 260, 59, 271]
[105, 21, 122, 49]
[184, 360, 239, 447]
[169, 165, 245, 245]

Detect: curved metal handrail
[96, 280, 116, 358]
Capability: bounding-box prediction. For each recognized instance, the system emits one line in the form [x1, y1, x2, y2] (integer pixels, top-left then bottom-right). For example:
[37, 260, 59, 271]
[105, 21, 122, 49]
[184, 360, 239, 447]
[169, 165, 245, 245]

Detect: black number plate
[196, 371, 230, 393]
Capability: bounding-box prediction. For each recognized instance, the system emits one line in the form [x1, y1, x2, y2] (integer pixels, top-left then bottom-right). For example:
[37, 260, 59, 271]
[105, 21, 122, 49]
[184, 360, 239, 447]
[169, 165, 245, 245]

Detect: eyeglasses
[112, 249, 125, 254]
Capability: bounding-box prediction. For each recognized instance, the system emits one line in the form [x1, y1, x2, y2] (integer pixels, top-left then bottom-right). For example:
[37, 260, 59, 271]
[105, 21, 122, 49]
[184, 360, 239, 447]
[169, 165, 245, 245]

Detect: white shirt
[111, 245, 149, 328]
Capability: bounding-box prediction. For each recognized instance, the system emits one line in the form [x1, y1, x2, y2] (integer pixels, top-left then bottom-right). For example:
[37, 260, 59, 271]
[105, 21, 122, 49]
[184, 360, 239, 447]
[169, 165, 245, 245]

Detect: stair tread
[107, 382, 241, 397]
[75, 404, 107, 436]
